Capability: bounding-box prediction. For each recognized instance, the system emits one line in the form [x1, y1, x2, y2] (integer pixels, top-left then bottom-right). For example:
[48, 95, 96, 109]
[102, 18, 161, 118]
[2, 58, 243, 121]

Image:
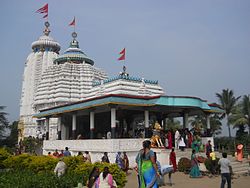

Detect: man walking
[218, 152, 232, 188]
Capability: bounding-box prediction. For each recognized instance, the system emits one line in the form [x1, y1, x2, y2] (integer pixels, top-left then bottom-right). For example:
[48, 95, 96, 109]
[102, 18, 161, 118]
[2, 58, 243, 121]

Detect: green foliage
[4, 121, 19, 148]
[216, 88, 241, 138]
[165, 118, 181, 132]
[0, 148, 11, 168]
[178, 157, 191, 173]
[23, 136, 43, 154]
[0, 170, 80, 188]
[3, 153, 31, 170]
[1, 154, 127, 187]
[26, 156, 58, 173]
[204, 158, 220, 174]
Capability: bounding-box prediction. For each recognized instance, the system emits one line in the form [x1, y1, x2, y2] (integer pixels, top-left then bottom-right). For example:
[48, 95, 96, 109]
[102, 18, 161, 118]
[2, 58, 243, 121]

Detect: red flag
[69, 17, 76, 26]
[118, 48, 125, 61]
[36, 4, 48, 18]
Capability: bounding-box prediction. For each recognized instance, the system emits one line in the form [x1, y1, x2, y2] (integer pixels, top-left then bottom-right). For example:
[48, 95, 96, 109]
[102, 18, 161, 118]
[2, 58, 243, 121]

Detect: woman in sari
[187, 131, 193, 148]
[191, 136, 200, 153]
[167, 130, 173, 149]
[190, 149, 202, 178]
[123, 152, 129, 174]
[87, 166, 99, 188]
[236, 144, 243, 162]
[169, 148, 177, 172]
[136, 140, 160, 188]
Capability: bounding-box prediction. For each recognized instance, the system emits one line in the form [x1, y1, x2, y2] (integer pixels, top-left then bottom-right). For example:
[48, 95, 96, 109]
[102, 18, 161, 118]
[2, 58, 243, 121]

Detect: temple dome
[53, 32, 94, 65]
[31, 22, 60, 53]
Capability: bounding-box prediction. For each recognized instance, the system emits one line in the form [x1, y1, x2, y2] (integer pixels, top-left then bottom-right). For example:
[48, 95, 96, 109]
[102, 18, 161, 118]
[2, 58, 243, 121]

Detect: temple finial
[43, 21, 50, 36]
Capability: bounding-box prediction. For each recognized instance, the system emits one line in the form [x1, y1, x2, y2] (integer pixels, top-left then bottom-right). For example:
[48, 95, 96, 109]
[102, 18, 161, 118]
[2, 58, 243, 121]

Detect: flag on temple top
[118, 48, 126, 61]
[69, 17, 76, 26]
[36, 3, 48, 18]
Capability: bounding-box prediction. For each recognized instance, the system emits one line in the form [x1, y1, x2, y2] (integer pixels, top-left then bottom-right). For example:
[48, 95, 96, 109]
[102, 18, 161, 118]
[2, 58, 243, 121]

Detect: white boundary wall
[43, 139, 170, 167]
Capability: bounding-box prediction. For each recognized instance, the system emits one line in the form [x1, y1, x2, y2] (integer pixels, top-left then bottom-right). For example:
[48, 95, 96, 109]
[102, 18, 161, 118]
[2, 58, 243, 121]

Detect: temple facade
[19, 20, 223, 166]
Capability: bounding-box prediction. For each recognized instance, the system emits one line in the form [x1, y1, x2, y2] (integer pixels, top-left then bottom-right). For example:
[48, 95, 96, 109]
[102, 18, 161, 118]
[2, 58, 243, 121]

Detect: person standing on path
[136, 140, 160, 188]
[218, 152, 232, 188]
[189, 149, 202, 178]
[169, 148, 177, 172]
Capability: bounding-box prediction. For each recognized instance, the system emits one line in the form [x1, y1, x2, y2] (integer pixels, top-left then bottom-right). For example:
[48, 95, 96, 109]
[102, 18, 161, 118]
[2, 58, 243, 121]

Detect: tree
[216, 89, 240, 138]
[0, 106, 9, 139]
[229, 95, 250, 135]
[6, 121, 19, 148]
[166, 117, 181, 131]
[189, 115, 205, 135]
[242, 95, 250, 134]
[189, 114, 222, 136]
[210, 114, 222, 136]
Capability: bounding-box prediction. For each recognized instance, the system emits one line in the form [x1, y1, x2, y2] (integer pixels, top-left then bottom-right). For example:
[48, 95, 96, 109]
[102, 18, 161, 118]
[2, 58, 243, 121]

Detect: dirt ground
[124, 170, 250, 188]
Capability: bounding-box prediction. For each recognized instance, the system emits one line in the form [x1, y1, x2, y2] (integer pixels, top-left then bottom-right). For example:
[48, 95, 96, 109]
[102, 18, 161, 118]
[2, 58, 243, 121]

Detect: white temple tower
[19, 24, 108, 140]
[19, 22, 60, 140]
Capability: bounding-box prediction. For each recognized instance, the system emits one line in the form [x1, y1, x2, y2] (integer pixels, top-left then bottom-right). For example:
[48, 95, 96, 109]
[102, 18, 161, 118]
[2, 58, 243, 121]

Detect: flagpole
[123, 47, 126, 75]
[74, 17, 76, 33]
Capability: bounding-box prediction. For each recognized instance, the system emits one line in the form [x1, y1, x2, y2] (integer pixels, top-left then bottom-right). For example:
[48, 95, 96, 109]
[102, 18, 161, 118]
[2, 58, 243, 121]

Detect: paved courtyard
[124, 170, 250, 188]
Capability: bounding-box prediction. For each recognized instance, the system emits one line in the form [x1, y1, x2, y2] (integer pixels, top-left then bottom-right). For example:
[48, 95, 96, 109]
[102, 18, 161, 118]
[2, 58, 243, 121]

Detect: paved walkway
[124, 170, 250, 188]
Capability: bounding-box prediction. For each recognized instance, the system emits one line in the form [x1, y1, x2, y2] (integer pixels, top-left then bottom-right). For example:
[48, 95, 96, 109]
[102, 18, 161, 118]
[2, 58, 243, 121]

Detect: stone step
[234, 169, 249, 174]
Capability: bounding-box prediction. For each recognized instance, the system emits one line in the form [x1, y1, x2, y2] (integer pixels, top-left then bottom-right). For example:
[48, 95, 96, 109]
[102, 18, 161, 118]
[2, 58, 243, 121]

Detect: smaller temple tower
[33, 31, 107, 140]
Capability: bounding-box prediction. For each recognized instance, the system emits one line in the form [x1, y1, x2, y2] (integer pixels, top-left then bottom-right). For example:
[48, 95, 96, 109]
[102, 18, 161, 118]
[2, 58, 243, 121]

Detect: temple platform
[43, 138, 170, 167]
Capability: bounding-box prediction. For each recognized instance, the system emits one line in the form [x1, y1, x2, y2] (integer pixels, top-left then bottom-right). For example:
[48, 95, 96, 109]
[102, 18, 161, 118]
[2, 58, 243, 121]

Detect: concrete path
[124, 170, 250, 188]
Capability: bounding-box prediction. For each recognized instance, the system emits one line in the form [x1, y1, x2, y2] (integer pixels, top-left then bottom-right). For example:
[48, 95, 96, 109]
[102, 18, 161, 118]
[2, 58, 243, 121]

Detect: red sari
[169, 151, 177, 172]
[167, 132, 173, 149]
[188, 132, 193, 148]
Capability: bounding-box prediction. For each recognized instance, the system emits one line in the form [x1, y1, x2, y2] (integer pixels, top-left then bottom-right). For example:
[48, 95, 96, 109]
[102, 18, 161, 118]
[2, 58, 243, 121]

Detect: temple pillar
[183, 112, 189, 130]
[90, 111, 95, 139]
[111, 108, 116, 138]
[206, 114, 211, 136]
[144, 110, 149, 138]
[57, 117, 62, 140]
[72, 114, 77, 139]
[45, 117, 50, 140]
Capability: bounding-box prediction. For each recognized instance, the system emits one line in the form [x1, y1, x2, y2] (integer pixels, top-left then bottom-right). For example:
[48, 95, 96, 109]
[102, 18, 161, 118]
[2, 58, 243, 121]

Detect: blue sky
[0, 0, 250, 136]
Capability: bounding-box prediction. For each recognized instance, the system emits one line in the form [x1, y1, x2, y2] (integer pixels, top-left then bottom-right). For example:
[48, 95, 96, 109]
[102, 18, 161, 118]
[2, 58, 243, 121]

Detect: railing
[92, 75, 158, 87]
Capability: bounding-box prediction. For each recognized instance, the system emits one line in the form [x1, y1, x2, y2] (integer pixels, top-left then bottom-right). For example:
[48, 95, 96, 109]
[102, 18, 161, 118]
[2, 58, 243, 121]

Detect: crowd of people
[49, 137, 237, 188]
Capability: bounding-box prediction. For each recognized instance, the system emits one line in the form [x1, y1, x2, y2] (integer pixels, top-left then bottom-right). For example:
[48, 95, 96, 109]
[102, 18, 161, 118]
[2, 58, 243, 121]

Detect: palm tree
[230, 95, 250, 135]
[189, 115, 205, 135]
[166, 117, 181, 132]
[210, 114, 223, 135]
[189, 114, 222, 136]
[216, 89, 241, 138]
[0, 106, 9, 138]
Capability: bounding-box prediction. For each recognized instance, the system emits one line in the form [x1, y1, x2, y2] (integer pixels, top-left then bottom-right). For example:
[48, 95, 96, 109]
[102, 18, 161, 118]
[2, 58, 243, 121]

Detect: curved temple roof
[34, 94, 223, 118]
[53, 32, 94, 65]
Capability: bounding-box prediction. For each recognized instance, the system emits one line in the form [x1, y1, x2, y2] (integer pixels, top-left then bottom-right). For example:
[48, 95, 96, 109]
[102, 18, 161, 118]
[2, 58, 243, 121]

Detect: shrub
[204, 158, 220, 174]
[178, 157, 191, 173]
[3, 153, 30, 170]
[0, 169, 79, 188]
[1, 154, 127, 187]
[0, 148, 11, 168]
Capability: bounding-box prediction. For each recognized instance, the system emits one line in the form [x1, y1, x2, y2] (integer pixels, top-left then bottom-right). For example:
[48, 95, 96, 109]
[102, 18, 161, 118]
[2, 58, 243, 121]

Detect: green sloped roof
[34, 94, 222, 118]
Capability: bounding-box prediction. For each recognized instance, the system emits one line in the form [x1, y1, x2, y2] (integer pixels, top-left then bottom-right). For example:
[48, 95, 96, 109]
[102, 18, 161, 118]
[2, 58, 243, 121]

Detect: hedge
[1, 152, 127, 187]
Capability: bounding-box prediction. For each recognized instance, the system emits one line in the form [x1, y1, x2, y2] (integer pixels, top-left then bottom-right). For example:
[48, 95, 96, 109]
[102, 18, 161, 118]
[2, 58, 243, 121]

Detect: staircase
[175, 149, 250, 175]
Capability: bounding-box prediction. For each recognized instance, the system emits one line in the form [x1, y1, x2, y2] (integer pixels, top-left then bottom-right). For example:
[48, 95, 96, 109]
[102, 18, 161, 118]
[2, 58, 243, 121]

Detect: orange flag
[118, 48, 125, 61]
[36, 4, 48, 18]
[69, 17, 76, 26]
